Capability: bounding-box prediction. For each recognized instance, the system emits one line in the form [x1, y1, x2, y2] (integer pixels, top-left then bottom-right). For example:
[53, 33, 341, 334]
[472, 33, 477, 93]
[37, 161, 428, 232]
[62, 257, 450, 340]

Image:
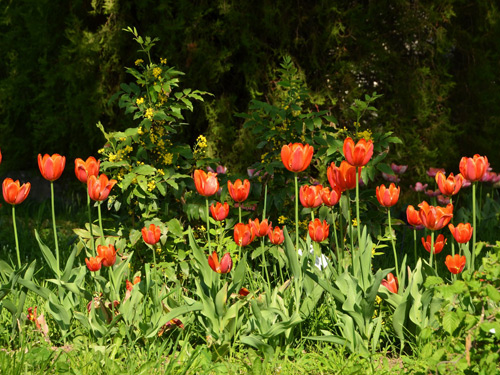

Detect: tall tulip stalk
[193, 170, 219, 252]
[38, 154, 66, 271]
[87, 174, 117, 245]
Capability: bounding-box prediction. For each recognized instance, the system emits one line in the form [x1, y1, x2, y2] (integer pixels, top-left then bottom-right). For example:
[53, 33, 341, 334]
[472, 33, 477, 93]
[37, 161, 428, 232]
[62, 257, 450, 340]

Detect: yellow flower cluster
[147, 180, 156, 192]
[138, 127, 144, 135]
[145, 108, 154, 120]
[278, 215, 287, 224]
[160, 58, 167, 64]
[163, 153, 173, 165]
[358, 129, 373, 141]
[194, 135, 208, 156]
[136, 97, 145, 106]
[153, 67, 162, 78]
[108, 145, 133, 163]
[135, 59, 144, 66]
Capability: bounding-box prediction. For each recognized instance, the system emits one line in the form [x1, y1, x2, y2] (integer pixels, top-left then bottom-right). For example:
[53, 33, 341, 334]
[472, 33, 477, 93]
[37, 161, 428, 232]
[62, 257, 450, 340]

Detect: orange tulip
[0, 149, 2, 165]
[210, 202, 229, 221]
[421, 234, 447, 254]
[85, 256, 102, 272]
[327, 161, 359, 192]
[321, 185, 342, 207]
[268, 226, 284, 245]
[406, 205, 422, 227]
[435, 172, 464, 196]
[142, 223, 162, 245]
[228, 179, 250, 202]
[280, 143, 314, 173]
[459, 154, 489, 182]
[300, 184, 323, 208]
[208, 251, 233, 274]
[2, 178, 31, 205]
[418, 201, 453, 231]
[126, 276, 141, 291]
[381, 273, 398, 293]
[75, 157, 100, 184]
[448, 223, 473, 244]
[193, 170, 219, 197]
[343, 137, 373, 167]
[87, 174, 117, 201]
[97, 244, 117, 267]
[234, 223, 255, 246]
[38, 153, 66, 182]
[238, 287, 250, 296]
[445, 254, 466, 274]
[308, 219, 329, 242]
[376, 183, 400, 207]
[250, 218, 271, 237]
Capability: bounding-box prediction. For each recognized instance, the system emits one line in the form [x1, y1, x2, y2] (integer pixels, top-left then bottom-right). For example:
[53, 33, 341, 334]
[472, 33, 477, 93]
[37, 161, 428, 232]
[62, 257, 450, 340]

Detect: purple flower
[382, 172, 400, 183]
[411, 182, 428, 192]
[426, 167, 445, 178]
[391, 163, 408, 175]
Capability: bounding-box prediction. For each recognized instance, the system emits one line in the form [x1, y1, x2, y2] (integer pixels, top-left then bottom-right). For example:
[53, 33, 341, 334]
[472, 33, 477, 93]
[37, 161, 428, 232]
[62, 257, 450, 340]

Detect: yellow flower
[136, 97, 144, 105]
[147, 180, 156, 192]
[145, 108, 154, 120]
[153, 67, 162, 78]
[358, 129, 373, 141]
[160, 58, 167, 64]
[135, 59, 144, 66]
[138, 127, 144, 135]
[352, 218, 358, 227]
[163, 153, 173, 165]
[278, 215, 287, 224]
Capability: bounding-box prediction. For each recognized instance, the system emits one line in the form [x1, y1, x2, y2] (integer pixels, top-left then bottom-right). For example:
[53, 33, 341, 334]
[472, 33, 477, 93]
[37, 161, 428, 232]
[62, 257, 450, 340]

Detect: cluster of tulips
[192, 139, 490, 297]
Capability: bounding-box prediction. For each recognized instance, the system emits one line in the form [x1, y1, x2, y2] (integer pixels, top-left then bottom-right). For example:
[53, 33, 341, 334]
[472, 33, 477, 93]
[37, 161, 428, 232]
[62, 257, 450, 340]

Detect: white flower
[298, 245, 328, 271]
[489, 328, 496, 334]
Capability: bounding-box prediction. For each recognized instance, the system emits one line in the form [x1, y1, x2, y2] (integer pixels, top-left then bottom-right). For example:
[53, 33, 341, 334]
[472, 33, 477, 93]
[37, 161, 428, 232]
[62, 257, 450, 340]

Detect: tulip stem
[262, 184, 267, 221]
[346, 192, 355, 273]
[261, 238, 271, 288]
[429, 231, 435, 268]
[50, 182, 60, 273]
[355, 167, 361, 246]
[97, 201, 105, 246]
[413, 228, 417, 266]
[12, 205, 21, 269]
[388, 208, 399, 281]
[87, 193, 95, 255]
[450, 197, 455, 257]
[331, 208, 340, 271]
[471, 182, 477, 271]
[294, 174, 299, 250]
[339, 198, 345, 261]
[238, 206, 242, 224]
[206, 197, 211, 252]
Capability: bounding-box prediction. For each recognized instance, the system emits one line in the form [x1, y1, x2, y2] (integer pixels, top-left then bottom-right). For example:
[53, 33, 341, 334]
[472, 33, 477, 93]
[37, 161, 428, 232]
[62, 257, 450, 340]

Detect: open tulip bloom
[210, 202, 230, 221]
[300, 184, 323, 209]
[343, 137, 373, 167]
[208, 251, 233, 274]
[422, 233, 447, 254]
[435, 172, 464, 197]
[381, 272, 398, 294]
[142, 223, 162, 264]
[445, 254, 466, 274]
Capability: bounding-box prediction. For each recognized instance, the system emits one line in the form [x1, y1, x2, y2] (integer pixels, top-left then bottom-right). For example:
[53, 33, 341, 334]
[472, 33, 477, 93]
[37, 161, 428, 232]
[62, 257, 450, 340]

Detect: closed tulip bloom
[85, 256, 102, 272]
[38, 154, 66, 182]
[459, 154, 489, 181]
[381, 273, 398, 293]
[2, 178, 31, 205]
[228, 179, 250, 202]
[376, 183, 400, 207]
[300, 184, 323, 208]
[421, 234, 447, 254]
[208, 251, 233, 274]
[418, 201, 454, 231]
[445, 254, 466, 274]
[250, 218, 271, 237]
[406, 205, 423, 228]
[234, 223, 255, 247]
[343, 137, 373, 167]
[280, 143, 314, 173]
[142, 223, 161, 245]
[321, 185, 342, 207]
[268, 226, 284, 245]
[87, 174, 117, 201]
[75, 157, 100, 184]
[308, 219, 329, 242]
[448, 223, 473, 244]
[210, 202, 229, 221]
[97, 244, 117, 267]
[327, 161, 359, 192]
[193, 170, 219, 197]
[435, 172, 464, 196]
[126, 276, 141, 291]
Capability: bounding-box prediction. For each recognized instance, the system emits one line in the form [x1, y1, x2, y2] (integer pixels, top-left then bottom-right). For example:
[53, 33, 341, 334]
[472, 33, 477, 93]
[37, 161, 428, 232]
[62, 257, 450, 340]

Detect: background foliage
[1, 0, 500, 175]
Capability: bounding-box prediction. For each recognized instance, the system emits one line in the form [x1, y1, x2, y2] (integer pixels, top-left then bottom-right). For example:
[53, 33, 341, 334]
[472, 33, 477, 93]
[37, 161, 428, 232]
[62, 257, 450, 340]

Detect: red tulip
[445, 254, 466, 274]
[406, 205, 422, 227]
[418, 201, 453, 231]
[234, 223, 255, 246]
[250, 218, 271, 237]
[376, 183, 400, 207]
[0, 149, 2, 165]
[75, 157, 100, 184]
[327, 161, 359, 192]
[38, 153, 66, 182]
[228, 179, 250, 202]
[193, 170, 219, 197]
[459, 154, 489, 182]
[97, 244, 116, 267]
[300, 184, 323, 208]
[238, 287, 250, 296]
[421, 234, 447, 254]
[2, 178, 31, 205]
[142, 223, 161, 245]
[321, 186, 342, 207]
[448, 223, 473, 244]
[381, 273, 398, 293]
[87, 174, 117, 201]
[280, 143, 314, 173]
[268, 226, 284, 245]
[343, 137, 373, 167]
[210, 202, 229, 221]
[208, 251, 232, 274]
[308, 219, 329, 242]
[85, 256, 102, 272]
[126, 276, 141, 291]
[435, 172, 464, 196]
